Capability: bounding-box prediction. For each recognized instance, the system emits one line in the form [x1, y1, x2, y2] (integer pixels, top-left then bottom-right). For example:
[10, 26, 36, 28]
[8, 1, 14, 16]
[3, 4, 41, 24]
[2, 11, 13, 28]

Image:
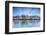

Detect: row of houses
[13, 15, 40, 20]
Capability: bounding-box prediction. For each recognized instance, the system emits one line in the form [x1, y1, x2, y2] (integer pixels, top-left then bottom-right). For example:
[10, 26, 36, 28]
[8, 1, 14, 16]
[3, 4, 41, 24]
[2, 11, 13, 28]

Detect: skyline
[13, 7, 40, 28]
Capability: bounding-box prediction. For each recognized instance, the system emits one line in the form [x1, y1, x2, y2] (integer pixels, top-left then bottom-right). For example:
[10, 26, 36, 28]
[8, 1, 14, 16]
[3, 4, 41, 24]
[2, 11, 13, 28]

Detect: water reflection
[13, 20, 40, 28]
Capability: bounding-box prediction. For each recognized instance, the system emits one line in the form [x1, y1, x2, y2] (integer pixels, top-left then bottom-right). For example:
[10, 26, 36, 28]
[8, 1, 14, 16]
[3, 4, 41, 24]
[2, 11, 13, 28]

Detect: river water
[13, 20, 40, 28]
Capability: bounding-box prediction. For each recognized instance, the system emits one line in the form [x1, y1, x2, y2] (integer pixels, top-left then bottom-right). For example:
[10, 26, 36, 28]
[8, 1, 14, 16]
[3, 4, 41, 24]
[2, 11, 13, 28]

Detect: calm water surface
[13, 20, 40, 28]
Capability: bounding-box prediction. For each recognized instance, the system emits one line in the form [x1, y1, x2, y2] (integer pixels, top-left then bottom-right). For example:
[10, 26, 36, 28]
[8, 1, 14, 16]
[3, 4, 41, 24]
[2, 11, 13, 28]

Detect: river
[13, 20, 40, 28]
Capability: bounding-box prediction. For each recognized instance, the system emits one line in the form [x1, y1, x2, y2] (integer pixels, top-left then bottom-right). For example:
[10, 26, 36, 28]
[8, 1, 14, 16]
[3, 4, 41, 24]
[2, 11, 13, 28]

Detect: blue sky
[13, 7, 40, 16]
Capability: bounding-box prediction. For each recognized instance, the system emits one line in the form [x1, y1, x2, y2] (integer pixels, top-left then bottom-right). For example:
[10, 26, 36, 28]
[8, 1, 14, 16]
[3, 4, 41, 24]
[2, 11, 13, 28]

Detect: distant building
[13, 15, 40, 20]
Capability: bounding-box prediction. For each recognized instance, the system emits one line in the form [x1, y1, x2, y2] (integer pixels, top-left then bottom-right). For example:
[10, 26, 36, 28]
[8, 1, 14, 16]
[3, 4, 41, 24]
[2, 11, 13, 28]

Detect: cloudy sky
[13, 7, 40, 16]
